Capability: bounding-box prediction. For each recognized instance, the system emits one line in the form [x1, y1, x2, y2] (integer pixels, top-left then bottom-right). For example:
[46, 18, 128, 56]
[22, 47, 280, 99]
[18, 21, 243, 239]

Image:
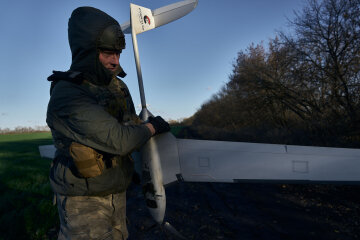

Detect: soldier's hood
[68, 7, 126, 86]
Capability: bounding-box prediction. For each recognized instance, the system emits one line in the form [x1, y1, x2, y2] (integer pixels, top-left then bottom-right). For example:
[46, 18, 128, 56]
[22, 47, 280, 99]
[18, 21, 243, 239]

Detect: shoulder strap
[48, 71, 83, 83]
[47, 71, 84, 95]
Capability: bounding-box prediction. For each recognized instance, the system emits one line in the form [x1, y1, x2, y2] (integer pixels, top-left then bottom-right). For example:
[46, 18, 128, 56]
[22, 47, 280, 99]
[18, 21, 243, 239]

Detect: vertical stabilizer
[130, 4, 156, 35]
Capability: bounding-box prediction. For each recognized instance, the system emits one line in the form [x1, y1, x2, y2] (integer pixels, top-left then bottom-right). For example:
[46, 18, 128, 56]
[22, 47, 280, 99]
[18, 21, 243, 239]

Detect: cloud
[1, 113, 7, 116]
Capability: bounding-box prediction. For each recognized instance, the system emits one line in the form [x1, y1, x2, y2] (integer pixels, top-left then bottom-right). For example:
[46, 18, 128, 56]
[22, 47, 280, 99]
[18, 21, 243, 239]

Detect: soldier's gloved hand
[148, 116, 170, 135]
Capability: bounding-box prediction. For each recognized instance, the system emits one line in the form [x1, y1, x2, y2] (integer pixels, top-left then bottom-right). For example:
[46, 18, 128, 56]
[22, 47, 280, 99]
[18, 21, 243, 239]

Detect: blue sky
[0, 0, 305, 129]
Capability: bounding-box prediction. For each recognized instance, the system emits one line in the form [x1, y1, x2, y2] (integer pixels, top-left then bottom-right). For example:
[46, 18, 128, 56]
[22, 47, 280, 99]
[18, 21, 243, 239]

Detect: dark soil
[126, 182, 360, 240]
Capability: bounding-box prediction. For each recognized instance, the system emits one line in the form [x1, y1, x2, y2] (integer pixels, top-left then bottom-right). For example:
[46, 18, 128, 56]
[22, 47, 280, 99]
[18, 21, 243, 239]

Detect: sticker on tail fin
[130, 3, 155, 34]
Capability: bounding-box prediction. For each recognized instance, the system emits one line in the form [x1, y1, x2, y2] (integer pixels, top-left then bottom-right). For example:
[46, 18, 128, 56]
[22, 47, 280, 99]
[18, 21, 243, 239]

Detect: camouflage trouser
[56, 192, 128, 240]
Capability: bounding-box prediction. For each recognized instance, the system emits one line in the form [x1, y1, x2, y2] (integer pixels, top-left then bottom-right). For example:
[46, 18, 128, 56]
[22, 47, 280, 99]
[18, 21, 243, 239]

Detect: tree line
[0, 126, 50, 134]
[180, 0, 360, 147]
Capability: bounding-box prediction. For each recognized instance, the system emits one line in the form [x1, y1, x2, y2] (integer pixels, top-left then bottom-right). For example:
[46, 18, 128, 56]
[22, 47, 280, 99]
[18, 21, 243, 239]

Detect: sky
[0, 0, 305, 129]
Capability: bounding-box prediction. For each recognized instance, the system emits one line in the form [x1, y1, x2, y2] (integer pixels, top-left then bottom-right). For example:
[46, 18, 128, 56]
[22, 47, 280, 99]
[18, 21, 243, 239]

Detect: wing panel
[177, 139, 360, 183]
[38, 145, 56, 159]
[155, 133, 181, 185]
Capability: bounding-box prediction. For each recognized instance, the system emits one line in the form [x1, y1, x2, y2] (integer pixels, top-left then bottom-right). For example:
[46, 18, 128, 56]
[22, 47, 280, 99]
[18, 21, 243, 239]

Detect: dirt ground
[126, 182, 360, 240]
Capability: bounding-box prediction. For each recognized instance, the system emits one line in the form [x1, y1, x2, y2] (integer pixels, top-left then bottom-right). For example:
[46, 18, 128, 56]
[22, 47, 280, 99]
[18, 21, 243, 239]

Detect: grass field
[0, 132, 57, 240]
[0, 128, 183, 240]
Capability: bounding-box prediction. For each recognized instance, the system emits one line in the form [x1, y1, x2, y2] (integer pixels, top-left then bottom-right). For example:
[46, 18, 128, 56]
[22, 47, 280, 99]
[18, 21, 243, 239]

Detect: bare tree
[281, 0, 360, 132]
[188, 0, 360, 146]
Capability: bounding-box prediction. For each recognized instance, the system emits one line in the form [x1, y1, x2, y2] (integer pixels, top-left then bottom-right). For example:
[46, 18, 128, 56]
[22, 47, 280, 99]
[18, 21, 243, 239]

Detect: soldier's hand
[148, 116, 170, 135]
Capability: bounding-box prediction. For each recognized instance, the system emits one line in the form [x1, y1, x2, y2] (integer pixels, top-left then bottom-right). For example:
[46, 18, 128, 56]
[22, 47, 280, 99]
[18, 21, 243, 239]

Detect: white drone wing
[175, 138, 360, 184]
[38, 145, 56, 159]
[145, 135, 360, 185]
[39, 137, 360, 184]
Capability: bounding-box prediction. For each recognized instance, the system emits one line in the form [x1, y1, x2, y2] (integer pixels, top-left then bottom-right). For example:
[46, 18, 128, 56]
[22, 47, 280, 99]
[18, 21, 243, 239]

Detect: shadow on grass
[0, 136, 58, 240]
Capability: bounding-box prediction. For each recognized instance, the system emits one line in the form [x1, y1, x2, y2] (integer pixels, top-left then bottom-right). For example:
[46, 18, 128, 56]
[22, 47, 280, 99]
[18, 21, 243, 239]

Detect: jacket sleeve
[46, 81, 152, 156]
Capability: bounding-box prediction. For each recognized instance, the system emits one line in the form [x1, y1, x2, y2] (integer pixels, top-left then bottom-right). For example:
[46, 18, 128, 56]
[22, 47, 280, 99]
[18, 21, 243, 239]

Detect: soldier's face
[99, 50, 121, 73]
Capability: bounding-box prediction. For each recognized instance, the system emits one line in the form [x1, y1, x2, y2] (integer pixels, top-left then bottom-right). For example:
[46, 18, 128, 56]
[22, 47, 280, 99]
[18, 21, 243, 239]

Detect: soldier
[46, 7, 170, 240]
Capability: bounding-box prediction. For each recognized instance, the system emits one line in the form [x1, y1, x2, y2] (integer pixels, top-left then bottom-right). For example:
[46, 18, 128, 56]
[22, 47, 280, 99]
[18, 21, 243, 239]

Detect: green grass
[0, 129, 184, 239]
[0, 132, 58, 240]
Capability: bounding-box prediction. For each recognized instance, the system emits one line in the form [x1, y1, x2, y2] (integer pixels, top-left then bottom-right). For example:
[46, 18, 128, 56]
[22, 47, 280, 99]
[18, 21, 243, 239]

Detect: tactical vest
[83, 76, 140, 125]
[48, 71, 140, 196]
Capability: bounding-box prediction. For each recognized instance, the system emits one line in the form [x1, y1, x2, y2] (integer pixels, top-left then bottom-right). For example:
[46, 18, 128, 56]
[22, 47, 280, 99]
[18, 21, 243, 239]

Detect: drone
[39, 0, 360, 238]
